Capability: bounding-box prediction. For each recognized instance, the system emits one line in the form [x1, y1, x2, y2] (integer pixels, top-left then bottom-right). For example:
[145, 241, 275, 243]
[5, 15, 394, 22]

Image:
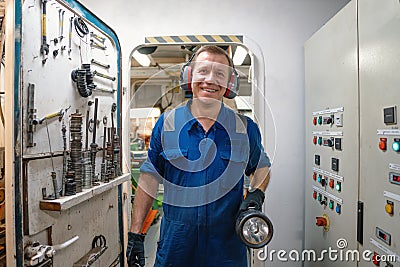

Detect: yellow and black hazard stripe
[145, 35, 243, 44]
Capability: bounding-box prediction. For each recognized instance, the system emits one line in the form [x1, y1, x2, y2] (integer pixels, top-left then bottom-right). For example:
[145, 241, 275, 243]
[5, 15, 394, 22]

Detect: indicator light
[392, 140, 400, 152]
[335, 182, 341, 192]
[329, 179, 334, 189]
[329, 200, 334, 209]
[379, 138, 387, 151]
[336, 204, 341, 214]
[372, 252, 380, 266]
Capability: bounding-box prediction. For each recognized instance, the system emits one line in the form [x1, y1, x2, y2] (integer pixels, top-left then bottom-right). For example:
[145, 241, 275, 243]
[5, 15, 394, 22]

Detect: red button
[313, 117, 317, 125]
[329, 180, 334, 188]
[379, 138, 387, 151]
[372, 252, 380, 266]
[313, 172, 317, 180]
[313, 191, 317, 199]
[313, 136, 317, 145]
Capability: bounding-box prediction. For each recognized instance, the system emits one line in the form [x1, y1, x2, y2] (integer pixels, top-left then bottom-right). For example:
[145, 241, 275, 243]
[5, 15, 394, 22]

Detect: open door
[5, 0, 128, 266]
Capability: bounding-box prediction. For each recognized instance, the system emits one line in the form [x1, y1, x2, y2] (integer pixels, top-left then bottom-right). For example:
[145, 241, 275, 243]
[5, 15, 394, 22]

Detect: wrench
[40, 0, 49, 56]
[93, 70, 116, 81]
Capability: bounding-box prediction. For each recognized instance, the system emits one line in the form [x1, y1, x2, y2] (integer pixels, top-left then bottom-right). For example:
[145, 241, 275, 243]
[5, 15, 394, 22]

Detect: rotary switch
[315, 214, 330, 231]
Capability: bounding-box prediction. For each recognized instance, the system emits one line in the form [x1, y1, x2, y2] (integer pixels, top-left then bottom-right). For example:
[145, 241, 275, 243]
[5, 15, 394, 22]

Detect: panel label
[377, 129, 400, 136]
[312, 107, 344, 115]
[312, 131, 343, 136]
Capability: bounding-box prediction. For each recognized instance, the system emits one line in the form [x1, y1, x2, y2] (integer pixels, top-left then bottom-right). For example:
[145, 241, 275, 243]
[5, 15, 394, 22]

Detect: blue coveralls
[140, 101, 271, 267]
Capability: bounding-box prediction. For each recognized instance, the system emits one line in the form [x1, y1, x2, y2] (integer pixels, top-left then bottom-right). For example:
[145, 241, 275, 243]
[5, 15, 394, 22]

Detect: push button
[372, 252, 380, 266]
[318, 116, 322, 125]
[336, 204, 341, 214]
[385, 201, 394, 216]
[329, 179, 334, 189]
[379, 138, 387, 151]
[335, 182, 341, 192]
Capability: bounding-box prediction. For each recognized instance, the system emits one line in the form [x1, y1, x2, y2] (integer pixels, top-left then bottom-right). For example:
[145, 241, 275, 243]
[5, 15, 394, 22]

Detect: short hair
[192, 45, 233, 67]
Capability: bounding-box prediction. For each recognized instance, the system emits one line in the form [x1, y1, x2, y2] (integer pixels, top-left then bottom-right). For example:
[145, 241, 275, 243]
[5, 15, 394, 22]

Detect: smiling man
[126, 45, 271, 267]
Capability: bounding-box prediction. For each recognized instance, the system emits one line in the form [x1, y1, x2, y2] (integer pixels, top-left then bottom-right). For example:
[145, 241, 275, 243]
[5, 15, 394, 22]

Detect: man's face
[191, 52, 231, 102]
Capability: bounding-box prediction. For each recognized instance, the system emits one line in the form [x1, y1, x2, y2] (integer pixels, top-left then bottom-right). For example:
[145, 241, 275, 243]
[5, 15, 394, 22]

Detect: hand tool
[40, 0, 49, 57]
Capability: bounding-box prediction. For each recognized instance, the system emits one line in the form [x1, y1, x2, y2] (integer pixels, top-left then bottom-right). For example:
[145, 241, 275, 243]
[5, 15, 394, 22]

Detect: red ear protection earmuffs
[180, 50, 240, 99]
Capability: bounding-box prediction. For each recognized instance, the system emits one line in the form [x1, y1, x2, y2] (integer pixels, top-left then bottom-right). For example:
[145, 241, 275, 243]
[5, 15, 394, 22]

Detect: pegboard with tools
[19, 0, 128, 266]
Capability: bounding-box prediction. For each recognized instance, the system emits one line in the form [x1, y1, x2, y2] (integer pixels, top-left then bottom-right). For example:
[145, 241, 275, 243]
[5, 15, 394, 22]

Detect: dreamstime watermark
[257, 238, 397, 263]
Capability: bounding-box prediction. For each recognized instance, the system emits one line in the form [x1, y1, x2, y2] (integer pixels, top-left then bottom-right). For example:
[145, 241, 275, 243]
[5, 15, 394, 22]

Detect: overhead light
[138, 46, 157, 55]
[133, 50, 151, 67]
[233, 46, 248, 66]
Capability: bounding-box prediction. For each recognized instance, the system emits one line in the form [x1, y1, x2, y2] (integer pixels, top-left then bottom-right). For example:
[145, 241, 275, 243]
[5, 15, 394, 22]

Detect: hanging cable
[73, 17, 89, 38]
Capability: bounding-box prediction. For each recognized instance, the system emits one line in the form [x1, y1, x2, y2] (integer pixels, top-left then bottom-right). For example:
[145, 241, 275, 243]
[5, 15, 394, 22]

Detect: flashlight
[235, 208, 273, 249]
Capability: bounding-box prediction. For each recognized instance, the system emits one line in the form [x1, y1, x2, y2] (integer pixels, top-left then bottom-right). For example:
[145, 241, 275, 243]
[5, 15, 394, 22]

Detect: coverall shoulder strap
[234, 112, 247, 134]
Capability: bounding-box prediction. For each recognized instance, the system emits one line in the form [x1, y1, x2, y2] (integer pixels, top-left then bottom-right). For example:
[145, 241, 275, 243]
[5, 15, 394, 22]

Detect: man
[127, 45, 271, 267]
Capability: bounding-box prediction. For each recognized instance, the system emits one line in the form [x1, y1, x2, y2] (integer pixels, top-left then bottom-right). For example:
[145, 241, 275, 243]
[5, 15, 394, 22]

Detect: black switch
[315, 155, 320, 166]
[384, 106, 396, 124]
[335, 138, 342, 150]
[331, 158, 339, 172]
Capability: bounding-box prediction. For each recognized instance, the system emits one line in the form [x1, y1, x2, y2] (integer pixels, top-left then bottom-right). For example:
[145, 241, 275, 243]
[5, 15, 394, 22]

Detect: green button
[329, 201, 334, 209]
[318, 116, 322, 125]
[318, 137, 322, 145]
[317, 194, 322, 201]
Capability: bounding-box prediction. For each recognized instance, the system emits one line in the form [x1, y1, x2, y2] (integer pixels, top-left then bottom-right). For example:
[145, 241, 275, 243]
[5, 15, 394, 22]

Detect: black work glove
[126, 232, 145, 267]
[239, 188, 265, 212]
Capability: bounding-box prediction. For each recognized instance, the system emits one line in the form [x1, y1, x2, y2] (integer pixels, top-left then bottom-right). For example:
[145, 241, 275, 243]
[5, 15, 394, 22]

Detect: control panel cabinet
[358, 0, 400, 266]
[305, 1, 359, 266]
